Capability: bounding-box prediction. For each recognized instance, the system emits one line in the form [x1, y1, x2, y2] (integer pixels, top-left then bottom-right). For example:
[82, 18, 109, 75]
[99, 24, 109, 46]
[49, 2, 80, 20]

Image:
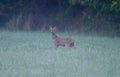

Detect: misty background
[0, 0, 120, 36]
[0, 1, 120, 77]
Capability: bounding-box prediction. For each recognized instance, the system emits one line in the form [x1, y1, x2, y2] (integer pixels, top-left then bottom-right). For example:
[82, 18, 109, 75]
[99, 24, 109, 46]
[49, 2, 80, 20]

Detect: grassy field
[0, 31, 120, 77]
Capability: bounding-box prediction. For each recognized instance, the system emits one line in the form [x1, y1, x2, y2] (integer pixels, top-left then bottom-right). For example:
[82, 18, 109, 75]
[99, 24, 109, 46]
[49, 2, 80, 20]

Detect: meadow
[0, 31, 120, 77]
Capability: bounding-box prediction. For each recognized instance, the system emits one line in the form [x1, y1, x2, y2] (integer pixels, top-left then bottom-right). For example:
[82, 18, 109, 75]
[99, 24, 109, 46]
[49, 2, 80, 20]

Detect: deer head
[49, 26, 56, 33]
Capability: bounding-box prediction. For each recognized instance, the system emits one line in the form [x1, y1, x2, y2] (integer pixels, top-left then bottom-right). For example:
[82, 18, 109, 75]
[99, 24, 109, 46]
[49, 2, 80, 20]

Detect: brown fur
[49, 26, 74, 48]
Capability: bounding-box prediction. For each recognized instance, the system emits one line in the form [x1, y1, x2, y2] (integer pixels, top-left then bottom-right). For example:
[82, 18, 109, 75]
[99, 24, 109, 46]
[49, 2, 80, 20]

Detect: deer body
[50, 26, 74, 48]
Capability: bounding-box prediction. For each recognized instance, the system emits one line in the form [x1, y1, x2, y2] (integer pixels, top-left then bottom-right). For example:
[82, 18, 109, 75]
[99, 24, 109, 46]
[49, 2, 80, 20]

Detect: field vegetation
[0, 31, 120, 77]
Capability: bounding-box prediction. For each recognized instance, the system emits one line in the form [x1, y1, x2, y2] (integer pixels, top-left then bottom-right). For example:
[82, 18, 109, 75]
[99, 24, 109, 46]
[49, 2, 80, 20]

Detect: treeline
[0, 0, 120, 35]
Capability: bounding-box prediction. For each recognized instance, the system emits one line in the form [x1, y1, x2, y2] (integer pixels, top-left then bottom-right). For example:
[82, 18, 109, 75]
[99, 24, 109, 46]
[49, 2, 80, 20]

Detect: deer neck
[52, 32, 58, 39]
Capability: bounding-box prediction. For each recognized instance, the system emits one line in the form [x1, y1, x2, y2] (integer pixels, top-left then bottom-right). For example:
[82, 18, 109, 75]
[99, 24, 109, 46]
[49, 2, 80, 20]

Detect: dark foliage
[0, 0, 120, 36]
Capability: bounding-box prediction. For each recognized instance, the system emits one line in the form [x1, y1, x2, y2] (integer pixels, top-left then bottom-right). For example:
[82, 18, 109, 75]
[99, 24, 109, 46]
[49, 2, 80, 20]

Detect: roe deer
[49, 26, 74, 48]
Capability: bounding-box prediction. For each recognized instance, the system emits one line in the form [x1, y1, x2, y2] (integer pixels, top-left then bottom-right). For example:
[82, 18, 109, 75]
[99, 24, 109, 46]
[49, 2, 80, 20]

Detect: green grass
[0, 31, 120, 77]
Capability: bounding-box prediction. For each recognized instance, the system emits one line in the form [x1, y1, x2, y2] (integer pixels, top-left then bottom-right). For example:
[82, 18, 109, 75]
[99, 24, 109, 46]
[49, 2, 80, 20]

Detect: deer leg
[65, 44, 69, 47]
[70, 42, 74, 47]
